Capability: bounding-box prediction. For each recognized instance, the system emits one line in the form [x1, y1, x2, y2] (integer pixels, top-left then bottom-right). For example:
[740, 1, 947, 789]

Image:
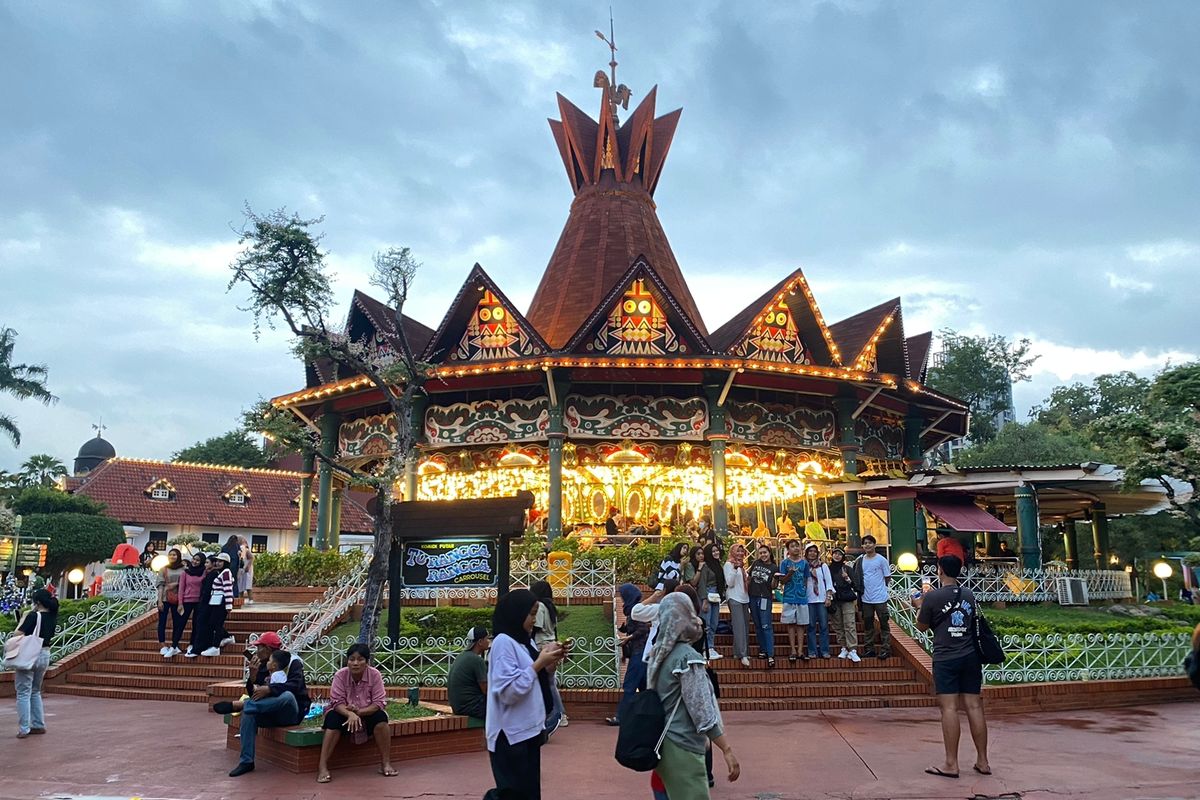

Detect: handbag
[706, 591, 722, 604]
[958, 587, 1005, 665]
[3, 612, 44, 670]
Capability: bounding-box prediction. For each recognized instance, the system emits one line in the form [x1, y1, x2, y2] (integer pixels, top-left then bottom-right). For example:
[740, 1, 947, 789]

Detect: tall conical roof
[526, 85, 707, 349]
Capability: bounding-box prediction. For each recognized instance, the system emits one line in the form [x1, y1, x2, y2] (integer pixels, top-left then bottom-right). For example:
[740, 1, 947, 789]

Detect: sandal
[788, 654, 798, 664]
[316, 773, 332, 784]
[379, 766, 399, 777]
[924, 767, 959, 779]
[605, 716, 620, 726]
[767, 657, 776, 669]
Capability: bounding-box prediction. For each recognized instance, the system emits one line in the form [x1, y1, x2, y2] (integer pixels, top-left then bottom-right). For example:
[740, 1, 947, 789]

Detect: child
[778, 539, 811, 663]
[268, 650, 291, 684]
[654, 542, 689, 590]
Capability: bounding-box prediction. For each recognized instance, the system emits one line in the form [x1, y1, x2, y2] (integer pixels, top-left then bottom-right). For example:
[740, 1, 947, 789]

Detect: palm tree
[20, 454, 67, 487]
[0, 327, 57, 447]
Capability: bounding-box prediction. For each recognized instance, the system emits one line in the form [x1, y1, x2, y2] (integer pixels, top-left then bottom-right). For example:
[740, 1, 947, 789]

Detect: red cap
[257, 632, 283, 649]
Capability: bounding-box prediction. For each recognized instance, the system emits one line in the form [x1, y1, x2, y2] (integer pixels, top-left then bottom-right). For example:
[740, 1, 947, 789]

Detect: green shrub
[1159, 604, 1200, 627]
[253, 547, 365, 587]
[20, 512, 125, 577]
[0, 595, 111, 634]
[11, 486, 106, 517]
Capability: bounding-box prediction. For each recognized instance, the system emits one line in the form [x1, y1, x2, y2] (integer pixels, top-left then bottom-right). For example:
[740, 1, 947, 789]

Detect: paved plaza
[1, 695, 1195, 800]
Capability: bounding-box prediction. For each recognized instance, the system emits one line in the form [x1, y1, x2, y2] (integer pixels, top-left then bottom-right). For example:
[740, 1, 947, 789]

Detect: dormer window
[224, 483, 251, 505]
[145, 478, 176, 501]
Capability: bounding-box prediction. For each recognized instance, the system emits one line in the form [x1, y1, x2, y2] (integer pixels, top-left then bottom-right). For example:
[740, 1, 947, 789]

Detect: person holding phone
[778, 539, 811, 663]
[530, 580, 568, 734]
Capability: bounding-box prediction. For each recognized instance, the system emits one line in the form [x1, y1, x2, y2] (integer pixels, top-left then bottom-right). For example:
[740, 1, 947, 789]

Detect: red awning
[918, 496, 1012, 533]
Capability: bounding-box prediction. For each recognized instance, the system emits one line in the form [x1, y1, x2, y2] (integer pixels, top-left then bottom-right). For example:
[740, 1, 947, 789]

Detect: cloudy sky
[2, 1, 1198, 472]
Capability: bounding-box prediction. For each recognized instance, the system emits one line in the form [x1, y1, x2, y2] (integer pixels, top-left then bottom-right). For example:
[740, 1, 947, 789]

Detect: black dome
[78, 436, 116, 460]
[75, 435, 116, 475]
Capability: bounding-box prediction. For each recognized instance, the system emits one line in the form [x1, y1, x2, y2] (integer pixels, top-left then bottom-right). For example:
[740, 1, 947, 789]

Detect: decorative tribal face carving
[589, 278, 684, 355]
[735, 300, 811, 364]
[455, 289, 539, 361]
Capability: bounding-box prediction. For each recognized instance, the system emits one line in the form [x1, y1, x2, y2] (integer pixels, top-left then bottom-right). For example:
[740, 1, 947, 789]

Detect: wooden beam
[851, 386, 884, 420]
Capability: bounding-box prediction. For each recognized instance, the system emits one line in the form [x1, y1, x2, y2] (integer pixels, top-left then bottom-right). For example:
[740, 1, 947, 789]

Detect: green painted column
[296, 452, 315, 552]
[1091, 503, 1111, 568]
[903, 412, 925, 469]
[330, 488, 343, 550]
[888, 497, 918, 564]
[834, 396, 862, 548]
[545, 375, 569, 542]
[1015, 484, 1041, 570]
[709, 436, 729, 537]
[1063, 519, 1079, 570]
[405, 396, 429, 502]
[915, 508, 929, 554]
[314, 409, 341, 551]
[404, 457, 417, 501]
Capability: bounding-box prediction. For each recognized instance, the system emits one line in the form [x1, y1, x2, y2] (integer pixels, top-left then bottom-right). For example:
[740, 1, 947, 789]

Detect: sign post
[388, 492, 534, 644]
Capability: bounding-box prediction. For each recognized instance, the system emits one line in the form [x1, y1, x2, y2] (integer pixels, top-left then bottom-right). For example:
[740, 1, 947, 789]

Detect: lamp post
[1153, 560, 1173, 602]
[67, 568, 84, 600]
[897, 552, 919, 573]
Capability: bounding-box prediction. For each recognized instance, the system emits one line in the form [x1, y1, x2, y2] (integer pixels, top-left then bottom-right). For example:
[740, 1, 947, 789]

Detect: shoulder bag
[959, 587, 1005, 665]
[3, 612, 44, 670]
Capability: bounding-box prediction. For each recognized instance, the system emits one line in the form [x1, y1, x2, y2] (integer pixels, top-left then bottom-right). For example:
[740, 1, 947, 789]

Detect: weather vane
[594, 8, 631, 123]
[92, 417, 106, 438]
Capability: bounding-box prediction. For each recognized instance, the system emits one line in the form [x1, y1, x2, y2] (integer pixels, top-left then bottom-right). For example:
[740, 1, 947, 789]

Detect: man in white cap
[447, 626, 490, 721]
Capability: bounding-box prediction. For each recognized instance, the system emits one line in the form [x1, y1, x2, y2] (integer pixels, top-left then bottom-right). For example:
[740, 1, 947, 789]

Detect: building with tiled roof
[70, 457, 373, 554]
[266, 60, 976, 564]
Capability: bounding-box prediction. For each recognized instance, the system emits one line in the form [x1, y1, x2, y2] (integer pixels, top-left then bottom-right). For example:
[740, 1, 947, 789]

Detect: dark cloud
[1, 0, 1197, 470]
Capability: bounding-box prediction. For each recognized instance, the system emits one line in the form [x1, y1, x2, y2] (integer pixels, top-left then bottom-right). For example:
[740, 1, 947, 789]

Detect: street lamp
[897, 552, 919, 573]
[1153, 560, 1173, 602]
[150, 553, 169, 572]
[67, 568, 84, 600]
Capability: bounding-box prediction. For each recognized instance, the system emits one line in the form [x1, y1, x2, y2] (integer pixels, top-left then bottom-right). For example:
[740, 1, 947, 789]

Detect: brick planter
[252, 587, 329, 604]
[223, 711, 484, 773]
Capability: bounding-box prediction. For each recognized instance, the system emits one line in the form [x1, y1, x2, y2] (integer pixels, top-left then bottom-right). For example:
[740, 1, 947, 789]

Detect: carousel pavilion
[269, 69, 972, 559]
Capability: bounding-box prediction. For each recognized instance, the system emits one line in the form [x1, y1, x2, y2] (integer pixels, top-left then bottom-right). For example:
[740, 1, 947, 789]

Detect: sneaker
[201, 647, 221, 657]
[212, 701, 235, 715]
[740, 656, 750, 667]
[837, 648, 849, 659]
[159, 645, 170, 656]
[544, 715, 562, 739]
[560, 715, 569, 728]
[848, 650, 861, 663]
[228, 762, 255, 777]
[244, 599, 254, 605]
[185, 650, 198, 658]
[706, 648, 722, 660]
[219, 636, 236, 647]
[821, 652, 832, 659]
[878, 652, 890, 661]
[863, 650, 877, 658]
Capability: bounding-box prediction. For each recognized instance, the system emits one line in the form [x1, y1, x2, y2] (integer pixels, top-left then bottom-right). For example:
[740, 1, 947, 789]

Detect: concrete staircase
[50, 609, 295, 703]
[706, 610, 935, 710]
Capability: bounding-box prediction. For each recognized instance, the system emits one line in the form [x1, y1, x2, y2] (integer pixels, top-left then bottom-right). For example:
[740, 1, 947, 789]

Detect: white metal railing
[890, 566, 1132, 603]
[1, 597, 152, 671]
[399, 557, 617, 604]
[299, 633, 620, 689]
[102, 567, 159, 601]
[274, 556, 372, 652]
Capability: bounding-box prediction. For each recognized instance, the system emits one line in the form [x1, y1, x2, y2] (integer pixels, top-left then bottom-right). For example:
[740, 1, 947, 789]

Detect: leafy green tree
[20, 454, 67, 487]
[926, 329, 1038, 443]
[0, 327, 57, 448]
[0, 470, 23, 504]
[228, 207, 431, 643]
[20, 512, 125, 577]
[1100, 363, 1200, 530]
[10, 486, 106, 516]
[173, 429, 269, 468]
[952, 421, 1096, 467]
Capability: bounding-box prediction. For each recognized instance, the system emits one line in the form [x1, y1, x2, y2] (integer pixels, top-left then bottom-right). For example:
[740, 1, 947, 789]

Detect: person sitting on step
[315, 643, 397, 783]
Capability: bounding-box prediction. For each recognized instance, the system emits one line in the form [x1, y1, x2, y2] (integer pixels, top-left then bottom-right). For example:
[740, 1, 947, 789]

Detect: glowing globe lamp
[897, 552, 919, 573]
[150, 553, 170, 572]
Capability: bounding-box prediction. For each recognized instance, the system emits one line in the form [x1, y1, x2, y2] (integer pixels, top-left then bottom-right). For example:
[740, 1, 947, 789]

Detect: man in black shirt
[915, 555, 990, 779]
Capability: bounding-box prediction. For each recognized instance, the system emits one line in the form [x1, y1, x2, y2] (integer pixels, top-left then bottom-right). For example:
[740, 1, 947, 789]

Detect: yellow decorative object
[1003, 573, 1037, 595]
[547, 551, 574, 591]
[804, 521, 829, 541]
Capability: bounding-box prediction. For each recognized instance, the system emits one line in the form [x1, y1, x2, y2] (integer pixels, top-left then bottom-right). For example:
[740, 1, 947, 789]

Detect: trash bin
[547, 550, 573, 597]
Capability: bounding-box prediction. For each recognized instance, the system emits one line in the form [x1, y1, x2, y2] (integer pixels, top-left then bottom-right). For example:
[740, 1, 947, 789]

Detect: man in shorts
[778, 539, 811, 663]
[915, 554, 990, 779]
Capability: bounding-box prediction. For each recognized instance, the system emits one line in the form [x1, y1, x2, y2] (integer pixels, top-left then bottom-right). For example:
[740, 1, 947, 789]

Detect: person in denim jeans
[211, 631, 310, 776]
[804, 544, 834, 658]
[13, 589, 57, 738]
[696, 542, 726, 659]
[746, 544, 779, 667]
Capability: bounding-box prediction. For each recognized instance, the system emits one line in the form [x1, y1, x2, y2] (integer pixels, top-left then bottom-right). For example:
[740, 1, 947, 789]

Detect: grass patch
[985, 604, 1193, 637]
[327, 604, 613, 644]
[300, 699, 437, 727]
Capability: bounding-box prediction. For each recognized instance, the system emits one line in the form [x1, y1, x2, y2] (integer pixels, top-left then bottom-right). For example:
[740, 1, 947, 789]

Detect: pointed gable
[709, 269, 842, 366]
[829, 298, 909, 375]
[347, 290, 435, 358]
[422, 264, 548, 363]
[563, 257, 709, 357]
[906, 331, 933, 382]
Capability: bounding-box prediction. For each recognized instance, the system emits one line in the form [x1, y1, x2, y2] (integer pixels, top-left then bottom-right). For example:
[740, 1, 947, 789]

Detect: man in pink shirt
[316, 642, 396, 783]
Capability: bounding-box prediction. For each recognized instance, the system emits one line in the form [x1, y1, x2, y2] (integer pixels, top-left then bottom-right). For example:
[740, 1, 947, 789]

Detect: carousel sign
[402, 539, 497, 587]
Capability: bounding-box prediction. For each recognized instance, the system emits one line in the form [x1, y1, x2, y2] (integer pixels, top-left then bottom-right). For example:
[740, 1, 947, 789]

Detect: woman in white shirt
[486, 589, 565, 799]
[723, 544, 752, 667]
[804, 544, 834, 658]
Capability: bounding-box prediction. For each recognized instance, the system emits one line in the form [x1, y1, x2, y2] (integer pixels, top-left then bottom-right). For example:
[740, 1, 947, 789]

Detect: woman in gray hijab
[646, 593, 740, 798]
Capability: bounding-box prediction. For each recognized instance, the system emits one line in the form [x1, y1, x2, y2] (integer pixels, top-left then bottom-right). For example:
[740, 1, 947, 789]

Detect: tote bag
[3, 612, 44, 670]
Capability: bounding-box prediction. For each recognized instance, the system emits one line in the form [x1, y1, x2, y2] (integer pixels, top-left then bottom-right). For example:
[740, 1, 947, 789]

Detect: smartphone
[243, 648, 255, 660]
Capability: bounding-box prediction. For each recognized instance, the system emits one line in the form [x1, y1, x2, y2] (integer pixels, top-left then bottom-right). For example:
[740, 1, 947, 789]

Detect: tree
[926, 329, 1038, 443]
[19, 454, 67, 488]
[228, 207, 430, 643]
[1100, 362, 1200, 530]
[0, 327, 57, 447]
[19, 512, 126, 577]
[952, 421, 1096, 467]
[10, 485, 106, 517]
[174, 429, 270, 468]
[1032, 371, 1150, 457]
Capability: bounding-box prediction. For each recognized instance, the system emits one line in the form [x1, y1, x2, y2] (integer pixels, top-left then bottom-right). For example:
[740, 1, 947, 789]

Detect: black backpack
[614, 689, 679, 771]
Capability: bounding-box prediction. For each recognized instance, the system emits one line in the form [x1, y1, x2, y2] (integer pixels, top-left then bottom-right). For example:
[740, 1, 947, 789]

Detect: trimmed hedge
[253, 547, 365, 587]
[0, 595, 110, 634]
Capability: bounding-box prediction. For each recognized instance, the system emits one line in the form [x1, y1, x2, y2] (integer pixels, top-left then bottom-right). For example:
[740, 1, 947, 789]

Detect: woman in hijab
[606, 583, 650, 726]
[696, 542, 727, 659]
[11, 588, 58, 738]
[155, 548, 186, 657]
[530, 580, 566, 733]
[486, 589, 565, 800]
[647, 593, 739, 799]
[177, 551, 207, 656]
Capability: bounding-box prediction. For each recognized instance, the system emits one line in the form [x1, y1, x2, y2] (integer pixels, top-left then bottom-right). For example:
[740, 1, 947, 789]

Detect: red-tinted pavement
[1, 694, 1196, 799]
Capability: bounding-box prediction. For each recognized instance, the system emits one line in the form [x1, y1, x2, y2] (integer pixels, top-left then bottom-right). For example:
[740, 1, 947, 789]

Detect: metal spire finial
[594, 8, 631, 124]
[92, 417, 107, 438]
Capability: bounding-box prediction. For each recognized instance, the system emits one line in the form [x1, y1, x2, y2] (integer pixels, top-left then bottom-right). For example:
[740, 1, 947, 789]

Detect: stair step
[712, 667, 917, 683]
[127, 639, 245, 652]
[101, 649, 247, 666]
[68, 670, 220, 691]
[90, 660, 244, 678]
[49, 684, 209, 703]
[705, 655, 907, 668]
[718, 680, 928, 698]
[718, 694, 936, 711]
